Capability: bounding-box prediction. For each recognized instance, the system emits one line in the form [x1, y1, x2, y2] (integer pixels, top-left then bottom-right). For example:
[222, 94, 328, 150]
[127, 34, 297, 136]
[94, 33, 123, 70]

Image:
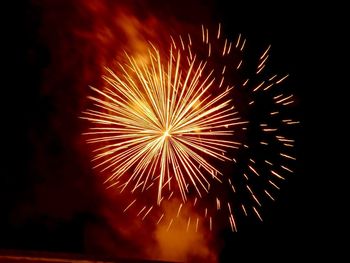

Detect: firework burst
[81, 35, 246, 204]
[81, 23, 298, 231]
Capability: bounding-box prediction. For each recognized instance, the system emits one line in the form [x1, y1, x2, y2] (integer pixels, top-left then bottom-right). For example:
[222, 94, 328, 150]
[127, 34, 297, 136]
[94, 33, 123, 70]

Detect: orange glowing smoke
[153, 198, 217, 262]
[38, 0, 298, 262]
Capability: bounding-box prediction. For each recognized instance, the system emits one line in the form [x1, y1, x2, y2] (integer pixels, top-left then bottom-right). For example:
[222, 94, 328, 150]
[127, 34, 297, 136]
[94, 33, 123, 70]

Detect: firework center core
[163, 129, 171, 138]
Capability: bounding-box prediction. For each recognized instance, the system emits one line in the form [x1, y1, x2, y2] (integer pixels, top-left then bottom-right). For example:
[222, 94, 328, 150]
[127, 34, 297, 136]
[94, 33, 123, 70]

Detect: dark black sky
[2, 0, 343, 262]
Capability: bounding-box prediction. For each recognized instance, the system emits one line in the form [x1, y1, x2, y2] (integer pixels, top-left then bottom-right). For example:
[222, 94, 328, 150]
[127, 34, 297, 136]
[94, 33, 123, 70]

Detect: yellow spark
[241, 204, 248, 216]
[137, 206, 146, 217]
[265, 160, 273, 166]
[256, 64, 265, 74]
[281, 165, 293, 173]
[168, 191, 174, 200]
[217, 23, 221, 39]
[280, 153, 296, 160]
[283, 100, 294, 106]
[142, 206, 153, 220]
[179, 35, 185, 50]
[236, 33, 241, 48]
[237, 60, 243, 70]
[227, 202, 232, 214]
[271, 170, 285, 180]
[186, 217, 191, 231]
[268, 180, 280, 190]
[275, 94, 293, 104]
[170, 35, 177, 49]
[193, 197, 198, 207]
[276, 136, 294, 141]
[253, 206, 263, 221]
[206, 28, 209, 44]
[229, 214, 237, 232]
[269, 74, 278, 81]
[216, 197, 221, 210]
[222, 39, 227, 55]
[258, 55, 269, 68]
[227, 42, 232, 54]
[249, 165, 260, 176]
[252, 194, 262, 206]
[201, 25, 205, 43]
[188, 33, 192, 45]
[253, 81, 265, 92]
[157, 213, 164, 224]
[263, 128, 277, 132]
[273, 94, 283, 100]
[240, 38, 246, 51]
[275, 74, 289, 84]
[123, 199, 137, 213]
[222, 65, 226, 75]
[188, 44, 193, 60]
[219, 76, 225, 88]
[287, 121, 300, 125]
[243, 173, 248, 180]
[260, 45, 271, 60]
[228, 178, 236, 192]
[263, 83, 274, 90]
[264, 190, 275, 201]
[177, 203, 183, 217]
[166, 219, 174, 231]
[243, 78, 249, 86]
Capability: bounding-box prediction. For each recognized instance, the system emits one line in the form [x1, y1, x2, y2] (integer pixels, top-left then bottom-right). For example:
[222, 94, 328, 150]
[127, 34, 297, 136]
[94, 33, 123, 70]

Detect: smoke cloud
[33, 0, 222, 261]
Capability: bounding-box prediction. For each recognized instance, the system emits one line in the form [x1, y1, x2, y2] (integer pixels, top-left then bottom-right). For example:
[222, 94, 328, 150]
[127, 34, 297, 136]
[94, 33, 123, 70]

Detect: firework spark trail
[82, 23, 298, 231]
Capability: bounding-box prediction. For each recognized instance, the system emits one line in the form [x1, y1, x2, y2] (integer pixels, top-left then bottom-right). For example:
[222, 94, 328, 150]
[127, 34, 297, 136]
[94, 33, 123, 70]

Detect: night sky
[2, 0, 341, 262]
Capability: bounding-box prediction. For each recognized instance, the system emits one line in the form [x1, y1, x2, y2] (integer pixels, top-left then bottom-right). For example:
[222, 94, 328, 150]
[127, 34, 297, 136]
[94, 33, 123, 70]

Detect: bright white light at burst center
[163, 129, 171, 138]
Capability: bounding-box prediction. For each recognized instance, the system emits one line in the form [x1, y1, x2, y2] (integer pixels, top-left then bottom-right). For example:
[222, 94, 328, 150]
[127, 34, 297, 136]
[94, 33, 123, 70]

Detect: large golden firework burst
[81, 24, 298, 231]
[82, 40, 246, 204]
